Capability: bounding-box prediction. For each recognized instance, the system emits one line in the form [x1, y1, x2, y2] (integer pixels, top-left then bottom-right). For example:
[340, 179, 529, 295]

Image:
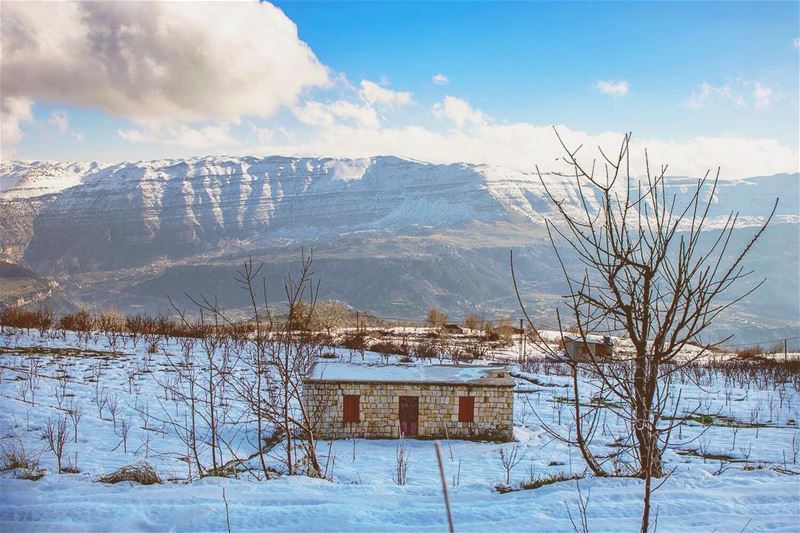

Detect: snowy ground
[1, 329, 798, 532]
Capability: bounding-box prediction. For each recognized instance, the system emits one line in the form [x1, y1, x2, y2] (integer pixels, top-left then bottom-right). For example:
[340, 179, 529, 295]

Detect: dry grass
[97, 462, 162, 485]
[1, 442, 45, 480]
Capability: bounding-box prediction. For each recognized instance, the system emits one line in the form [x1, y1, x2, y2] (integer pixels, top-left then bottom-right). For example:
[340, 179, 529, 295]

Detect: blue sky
[2, 1, 798, 178]
[277, 1, 798, 141]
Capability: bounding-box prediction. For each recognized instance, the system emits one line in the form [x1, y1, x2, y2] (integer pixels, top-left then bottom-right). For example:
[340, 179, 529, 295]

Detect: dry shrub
[98, 462, 162, 485]
[0, 307, 40, 331]
[1, 440, 45, 480]
[339, 332, 366, 351]
[59, 310, 95, 343]
[33, 308, 54, 335]
[369, 341, 408, 357]
[414, 340, 440, 360]
[735, 346, 764, 358]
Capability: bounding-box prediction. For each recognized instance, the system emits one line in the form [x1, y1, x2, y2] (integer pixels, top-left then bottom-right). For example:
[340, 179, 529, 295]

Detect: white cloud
[595, 80, 630, 98]
[1, 97, 33, 159]
[249, 123, 291, 146]
[292, 78, 411, 130]
[794, 37, 800, 49]
[48, 111, 69, 135]
[1, 1, 328, 151]
[686, 80, 775, 110]
[117, 124, 239, 148]
[251, 96, 798, 180]
[686, 83, 744, 109]
[1, 2, 794, 180]
[72, 132, 85, 143]
[432, 73, 449, 85]
[294, 100, 380, 129]
[745, 81, 775, 109]
[432, 96, 485, 128]
[358, 80, 413, 108]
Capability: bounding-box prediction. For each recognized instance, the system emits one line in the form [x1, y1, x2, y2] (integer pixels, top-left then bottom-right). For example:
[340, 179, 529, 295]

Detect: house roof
[564, 333, 613, 345]
[306, 362, 514, 387]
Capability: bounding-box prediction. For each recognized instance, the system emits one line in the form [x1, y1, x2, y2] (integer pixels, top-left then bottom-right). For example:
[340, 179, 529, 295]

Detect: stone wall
[304, 380, 513, 441]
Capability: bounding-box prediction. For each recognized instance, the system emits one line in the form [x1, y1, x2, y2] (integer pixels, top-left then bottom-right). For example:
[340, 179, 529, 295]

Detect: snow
[309, 362, 513, 386]
[3, 156, 787, 241]
[2, 467, 797, 532]
[1, 329, 798, 532]
[0, 161, 106, 199]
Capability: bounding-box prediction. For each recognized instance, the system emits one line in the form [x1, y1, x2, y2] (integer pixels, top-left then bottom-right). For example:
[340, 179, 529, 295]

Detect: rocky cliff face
[1, 156, 796, 343]
[4, 156, 544, 272]
[4, 155, 794, 272]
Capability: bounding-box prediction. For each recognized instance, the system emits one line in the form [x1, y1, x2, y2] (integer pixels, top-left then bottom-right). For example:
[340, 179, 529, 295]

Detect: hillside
[0, 156, 797, 344]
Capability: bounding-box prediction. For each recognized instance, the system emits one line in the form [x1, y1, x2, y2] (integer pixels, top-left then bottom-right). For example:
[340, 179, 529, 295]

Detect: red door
[399, 396, 418, 437]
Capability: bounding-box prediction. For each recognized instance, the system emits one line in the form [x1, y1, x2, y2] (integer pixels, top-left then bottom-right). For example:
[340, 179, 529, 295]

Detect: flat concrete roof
[306, 362, 515, 387]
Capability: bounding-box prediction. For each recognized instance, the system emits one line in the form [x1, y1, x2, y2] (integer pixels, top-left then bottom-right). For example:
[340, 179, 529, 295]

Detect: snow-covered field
[1, 329, 798, 532]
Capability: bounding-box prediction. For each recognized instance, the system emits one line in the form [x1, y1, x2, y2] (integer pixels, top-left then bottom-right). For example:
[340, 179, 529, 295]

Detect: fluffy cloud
[48, 111, 69, 135]
[595, 80, 630, 97]
[292, 78, 411, 130]
[432, 96, 485, 128]
[1, 1, 328, 150]
[254, 97, 798, 180]
[0, 97, 33, 159]
[359, 80, 413, 108]
[432, 73, 449, 85]
[117, 124, 239, 148]
[294, 99, 380, 129]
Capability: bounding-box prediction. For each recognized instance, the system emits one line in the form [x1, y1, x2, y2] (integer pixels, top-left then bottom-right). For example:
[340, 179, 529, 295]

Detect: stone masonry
[304, 363, 514, 441]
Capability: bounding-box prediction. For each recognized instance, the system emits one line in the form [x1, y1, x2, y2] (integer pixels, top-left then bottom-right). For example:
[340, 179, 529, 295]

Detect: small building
[441, 323, 464, 334]
[304, 362, 514, 441]
[564, 334, 613, 361]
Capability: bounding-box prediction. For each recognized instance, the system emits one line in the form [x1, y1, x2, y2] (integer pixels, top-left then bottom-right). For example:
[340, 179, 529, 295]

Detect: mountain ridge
[1, 155, 797, 344]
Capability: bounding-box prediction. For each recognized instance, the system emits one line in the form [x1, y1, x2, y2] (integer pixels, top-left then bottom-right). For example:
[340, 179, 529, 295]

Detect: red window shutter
[343, 395, 360, 423]
[458, 396, 474, 422]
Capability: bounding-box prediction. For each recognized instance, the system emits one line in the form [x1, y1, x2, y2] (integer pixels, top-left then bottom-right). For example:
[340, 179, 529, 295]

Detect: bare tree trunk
[513, 128, 777, 532]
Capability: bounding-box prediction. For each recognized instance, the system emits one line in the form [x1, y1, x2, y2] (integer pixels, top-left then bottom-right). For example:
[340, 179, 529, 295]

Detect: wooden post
[434, 442, 455, 533]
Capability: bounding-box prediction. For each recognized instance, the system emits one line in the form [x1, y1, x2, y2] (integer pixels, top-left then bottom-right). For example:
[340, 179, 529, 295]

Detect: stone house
[304, 362, 514, 441]
[564, 334, 613, 361]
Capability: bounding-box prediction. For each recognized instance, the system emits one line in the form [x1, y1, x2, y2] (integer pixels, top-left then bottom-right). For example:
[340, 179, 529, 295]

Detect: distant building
[441, 323, 464, 334]
[564, 334, 613, 361]
[304, 362, 514, 441]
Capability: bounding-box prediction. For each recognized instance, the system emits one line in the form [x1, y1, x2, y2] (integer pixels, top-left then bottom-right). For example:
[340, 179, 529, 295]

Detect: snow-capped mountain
[2, 155, 793, 263]
[0, 156, 797, 343]
[1, 156, 555, 252]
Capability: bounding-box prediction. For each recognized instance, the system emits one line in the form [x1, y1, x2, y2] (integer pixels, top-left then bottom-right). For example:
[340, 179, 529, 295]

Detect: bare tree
[108, 393, 120, 428]
[190, 251, 327, 478]
[312, 300, 352, 338]
[42, 414, 69, 473]
[34, 308, 54, 337]
[97, 309, 124, 352]
[24, 356, 41, 407]
[427, 307, 448, 327]
[498, 444, 524, 485]
[513, 129, 776, 533]
[66, 400, 83, 444]
[113, 416, 132, 454]
[151, 314, 231, 477]
[463, 313, 483, 331]
[395, 434, 411, 486]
